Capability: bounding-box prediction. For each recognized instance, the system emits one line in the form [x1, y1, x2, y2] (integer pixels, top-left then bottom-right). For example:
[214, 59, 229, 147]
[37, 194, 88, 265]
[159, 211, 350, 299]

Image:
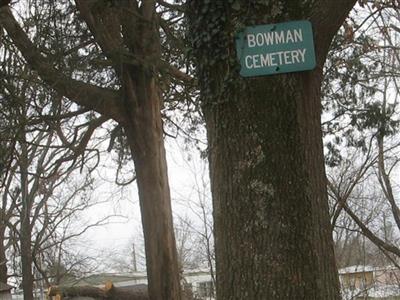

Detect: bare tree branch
[0, 6, 124, 121]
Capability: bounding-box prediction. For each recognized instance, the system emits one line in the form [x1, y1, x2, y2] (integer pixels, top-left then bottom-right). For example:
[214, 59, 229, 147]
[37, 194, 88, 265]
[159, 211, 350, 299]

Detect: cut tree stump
[48, 281, 148, 300]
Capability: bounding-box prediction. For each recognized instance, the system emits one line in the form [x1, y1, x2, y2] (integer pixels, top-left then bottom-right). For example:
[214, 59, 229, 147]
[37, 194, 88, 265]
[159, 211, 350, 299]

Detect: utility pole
[132, 243, 137, 272]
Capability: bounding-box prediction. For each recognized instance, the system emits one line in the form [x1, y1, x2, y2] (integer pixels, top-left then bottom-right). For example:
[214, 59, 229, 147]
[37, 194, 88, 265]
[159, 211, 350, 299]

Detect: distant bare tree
[0, 30, 117, 298]
[172, 147, 215, 291]
[326, 4, 400, 269]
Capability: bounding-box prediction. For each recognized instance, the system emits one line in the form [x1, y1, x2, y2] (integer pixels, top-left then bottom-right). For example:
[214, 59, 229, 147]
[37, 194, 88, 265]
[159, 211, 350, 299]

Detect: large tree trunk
[202, 63, 340, 300]
[188, 1, 356, 299]
[122, 68, 181, 300]
[74, 2, 182, 298]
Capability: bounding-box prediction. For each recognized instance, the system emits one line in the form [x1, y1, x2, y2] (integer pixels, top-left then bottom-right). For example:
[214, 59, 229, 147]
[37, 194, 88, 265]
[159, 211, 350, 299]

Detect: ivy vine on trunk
[188, 0, 356, 299]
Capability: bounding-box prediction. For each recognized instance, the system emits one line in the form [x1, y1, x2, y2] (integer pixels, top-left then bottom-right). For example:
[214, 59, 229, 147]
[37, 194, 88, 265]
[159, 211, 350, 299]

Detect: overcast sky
[77, 134, 211, 271]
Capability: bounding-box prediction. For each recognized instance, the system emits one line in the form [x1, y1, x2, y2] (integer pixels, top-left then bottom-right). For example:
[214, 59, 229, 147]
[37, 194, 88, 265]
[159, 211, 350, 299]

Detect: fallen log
[48, 281, 149, 300]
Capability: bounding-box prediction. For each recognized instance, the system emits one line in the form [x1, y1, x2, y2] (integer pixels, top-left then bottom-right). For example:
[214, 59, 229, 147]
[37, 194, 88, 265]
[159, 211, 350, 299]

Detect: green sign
[235, 20, 316, 77]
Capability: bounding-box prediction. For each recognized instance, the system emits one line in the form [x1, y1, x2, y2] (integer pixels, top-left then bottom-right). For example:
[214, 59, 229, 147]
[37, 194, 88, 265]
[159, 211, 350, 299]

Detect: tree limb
[343, 203, 400, 258]
[311, 0, 358, 67]
[74, 0, 124, 63]
[0, 6, 124, 122]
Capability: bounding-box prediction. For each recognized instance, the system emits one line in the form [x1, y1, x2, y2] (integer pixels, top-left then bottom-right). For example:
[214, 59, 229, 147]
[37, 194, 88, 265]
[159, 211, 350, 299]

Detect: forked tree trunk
[188, 1, 356, 299]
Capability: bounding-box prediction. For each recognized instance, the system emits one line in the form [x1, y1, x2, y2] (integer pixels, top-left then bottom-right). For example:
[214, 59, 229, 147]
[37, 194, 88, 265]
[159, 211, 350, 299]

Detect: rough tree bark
[188, 1, 356, 299]
[122, 62, 181, 300]
[0, 2, 182, 299]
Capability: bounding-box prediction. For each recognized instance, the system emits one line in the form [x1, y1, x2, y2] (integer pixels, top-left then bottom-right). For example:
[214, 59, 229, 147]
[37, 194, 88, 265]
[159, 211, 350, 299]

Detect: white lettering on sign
[247, 29, 303, 47]
[244, 49, 307, 69]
